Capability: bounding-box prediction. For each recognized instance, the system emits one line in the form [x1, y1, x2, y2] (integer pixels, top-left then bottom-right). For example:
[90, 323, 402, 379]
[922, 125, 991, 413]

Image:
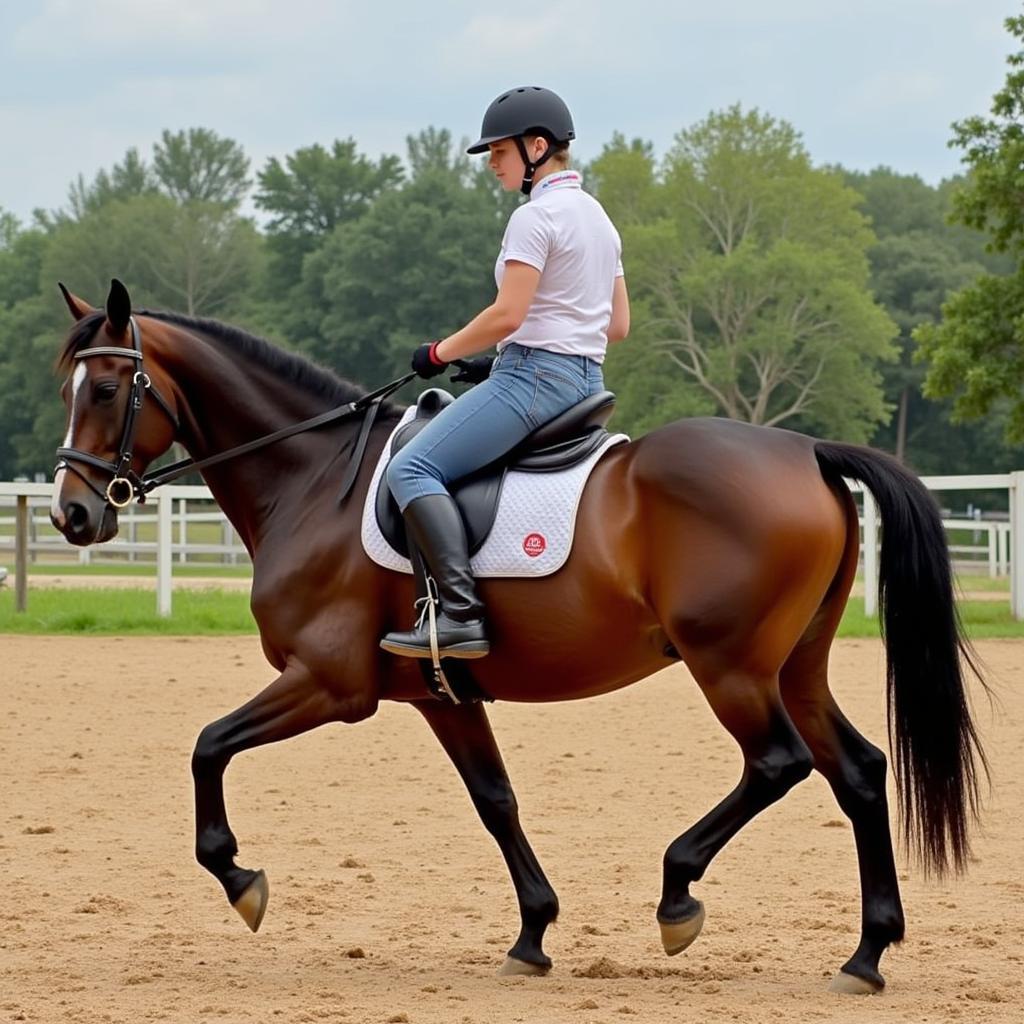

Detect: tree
[43, 147, 158, 227]
[152, 128, 251, 207]
[916, 15, 1024, 443]
[255, 139, 404, 295]
[298, 166, 507, 387]
[602, 107, 896, 441]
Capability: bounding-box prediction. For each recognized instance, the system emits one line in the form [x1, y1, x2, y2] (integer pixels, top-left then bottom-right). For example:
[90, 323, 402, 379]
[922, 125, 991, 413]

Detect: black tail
[814, 441, 988, 876]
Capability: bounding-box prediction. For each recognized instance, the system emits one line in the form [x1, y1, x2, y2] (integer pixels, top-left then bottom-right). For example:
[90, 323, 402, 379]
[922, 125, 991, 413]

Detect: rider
[381, 85, 630, 660]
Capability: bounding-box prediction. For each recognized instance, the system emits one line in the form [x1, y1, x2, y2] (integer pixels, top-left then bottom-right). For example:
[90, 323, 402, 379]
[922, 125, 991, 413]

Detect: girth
[375, 387, 616, 558]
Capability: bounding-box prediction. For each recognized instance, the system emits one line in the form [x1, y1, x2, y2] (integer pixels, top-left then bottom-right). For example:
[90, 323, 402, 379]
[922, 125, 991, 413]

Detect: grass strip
[0, 587, 256, 635]
[2, 588, 1023, 639]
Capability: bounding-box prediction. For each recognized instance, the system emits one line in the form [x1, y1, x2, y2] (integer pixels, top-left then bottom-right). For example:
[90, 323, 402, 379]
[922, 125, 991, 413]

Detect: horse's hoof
[498, 956, 551, 977]
[232, 869, 269, 933]
[829, 970, 883, 995]
[658, 901, 705, 956]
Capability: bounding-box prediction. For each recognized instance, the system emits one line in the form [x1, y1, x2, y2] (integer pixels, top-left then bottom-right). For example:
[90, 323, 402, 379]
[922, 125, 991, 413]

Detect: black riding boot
[380, 494, 490, 659]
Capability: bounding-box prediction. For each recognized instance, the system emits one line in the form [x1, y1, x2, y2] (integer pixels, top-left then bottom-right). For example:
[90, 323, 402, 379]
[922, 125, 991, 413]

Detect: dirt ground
[1, 636, 1021, 1024]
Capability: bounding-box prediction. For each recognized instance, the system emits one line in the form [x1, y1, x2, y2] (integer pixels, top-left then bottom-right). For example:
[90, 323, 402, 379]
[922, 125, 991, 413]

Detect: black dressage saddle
[375, 387, 616, 557]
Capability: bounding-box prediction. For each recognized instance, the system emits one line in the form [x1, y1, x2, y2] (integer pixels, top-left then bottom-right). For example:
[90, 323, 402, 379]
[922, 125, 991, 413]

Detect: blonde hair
[524, 134, 571, 168]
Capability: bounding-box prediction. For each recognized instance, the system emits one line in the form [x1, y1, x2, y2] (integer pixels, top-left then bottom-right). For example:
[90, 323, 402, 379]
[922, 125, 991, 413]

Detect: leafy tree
[0, 293, 67, 477]
[39, 194, 262, 318]
[152, 128, 251, 207]
[916, 15, 1024, 443]
[598, 107, 896, 441]
[255, 139, 404, 296]
[41, 147, 158, 227]
[299, 166, 506, 387]
[0, 211, 49, 310]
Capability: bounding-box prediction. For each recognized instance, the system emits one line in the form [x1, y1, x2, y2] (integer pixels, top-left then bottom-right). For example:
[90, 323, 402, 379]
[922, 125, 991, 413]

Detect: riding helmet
[466, 86, 575, 153]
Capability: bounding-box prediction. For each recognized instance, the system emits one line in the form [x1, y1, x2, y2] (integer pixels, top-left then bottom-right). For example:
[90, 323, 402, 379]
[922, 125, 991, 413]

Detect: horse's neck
[166, 333, 365, 551]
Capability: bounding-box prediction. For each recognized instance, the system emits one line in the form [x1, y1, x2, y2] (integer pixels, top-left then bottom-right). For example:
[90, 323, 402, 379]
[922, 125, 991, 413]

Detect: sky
[0, 0, 1016, 224]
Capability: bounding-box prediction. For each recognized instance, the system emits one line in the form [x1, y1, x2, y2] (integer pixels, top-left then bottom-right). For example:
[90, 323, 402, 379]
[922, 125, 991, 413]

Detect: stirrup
[417, 577, 461, 704]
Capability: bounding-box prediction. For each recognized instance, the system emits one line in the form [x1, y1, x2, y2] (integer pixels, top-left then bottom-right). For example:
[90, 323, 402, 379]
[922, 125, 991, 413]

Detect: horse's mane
[58, 309, 396, 414]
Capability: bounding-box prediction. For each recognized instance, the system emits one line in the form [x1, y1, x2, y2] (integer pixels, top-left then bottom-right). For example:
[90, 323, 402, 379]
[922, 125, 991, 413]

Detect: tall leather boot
[380, 493, 490, 659]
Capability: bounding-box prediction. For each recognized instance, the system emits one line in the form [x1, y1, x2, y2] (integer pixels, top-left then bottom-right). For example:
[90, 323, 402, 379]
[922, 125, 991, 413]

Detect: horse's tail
[813, 440, 988, 876]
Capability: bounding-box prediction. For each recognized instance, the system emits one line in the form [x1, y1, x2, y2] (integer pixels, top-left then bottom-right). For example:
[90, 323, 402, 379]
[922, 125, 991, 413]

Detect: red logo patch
[523, 533, 547, 558]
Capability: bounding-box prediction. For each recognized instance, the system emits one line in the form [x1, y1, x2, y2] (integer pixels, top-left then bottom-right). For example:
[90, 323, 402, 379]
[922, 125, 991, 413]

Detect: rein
[55, 316, 415, 508]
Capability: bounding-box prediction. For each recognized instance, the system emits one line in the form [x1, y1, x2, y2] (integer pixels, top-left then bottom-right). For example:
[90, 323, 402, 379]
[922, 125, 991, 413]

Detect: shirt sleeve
[501, 206, 551, 272]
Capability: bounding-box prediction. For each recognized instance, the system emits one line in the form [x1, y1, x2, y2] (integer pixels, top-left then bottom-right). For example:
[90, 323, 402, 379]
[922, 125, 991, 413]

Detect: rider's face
[487, 139, 525, 192]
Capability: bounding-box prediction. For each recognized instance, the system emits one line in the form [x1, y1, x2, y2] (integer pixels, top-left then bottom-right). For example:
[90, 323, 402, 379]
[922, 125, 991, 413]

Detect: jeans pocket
[528, 369, 587, 427]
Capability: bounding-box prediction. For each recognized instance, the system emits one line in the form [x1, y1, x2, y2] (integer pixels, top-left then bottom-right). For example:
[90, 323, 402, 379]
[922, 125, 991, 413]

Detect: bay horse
[50, 280, 986, 995]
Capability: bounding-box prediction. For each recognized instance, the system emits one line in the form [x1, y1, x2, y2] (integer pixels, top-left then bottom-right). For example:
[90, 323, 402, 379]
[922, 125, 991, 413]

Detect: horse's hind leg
[192, 665, 346, 931]
[781, 629, 905, 994]
[657, 665, 815, 955]
[414, 700, 559, 976]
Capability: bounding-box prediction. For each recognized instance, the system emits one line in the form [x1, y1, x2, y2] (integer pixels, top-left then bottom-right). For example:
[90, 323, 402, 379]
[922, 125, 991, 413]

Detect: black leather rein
[55, 316, 414, 508]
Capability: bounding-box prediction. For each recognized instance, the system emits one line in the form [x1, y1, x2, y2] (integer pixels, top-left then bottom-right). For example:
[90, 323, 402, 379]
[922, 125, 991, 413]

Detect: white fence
[3, 473, 1024, 619]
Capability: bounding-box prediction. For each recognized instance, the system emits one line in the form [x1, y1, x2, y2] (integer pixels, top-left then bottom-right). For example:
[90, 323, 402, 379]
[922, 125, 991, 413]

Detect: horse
[49, 279, 986, 995]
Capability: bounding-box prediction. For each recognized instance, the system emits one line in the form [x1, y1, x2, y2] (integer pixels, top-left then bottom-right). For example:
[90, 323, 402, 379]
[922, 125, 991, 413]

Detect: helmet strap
[515, 135, 553, 196]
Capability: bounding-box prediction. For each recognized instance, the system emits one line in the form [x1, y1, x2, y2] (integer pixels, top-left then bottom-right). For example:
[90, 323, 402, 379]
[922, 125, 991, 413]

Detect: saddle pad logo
[523, 533, 547, 558]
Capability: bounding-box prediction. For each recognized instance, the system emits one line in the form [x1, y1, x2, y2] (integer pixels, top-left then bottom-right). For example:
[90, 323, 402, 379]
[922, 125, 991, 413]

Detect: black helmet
[467, 86, 575, 154]
[468, 86, 575, 194]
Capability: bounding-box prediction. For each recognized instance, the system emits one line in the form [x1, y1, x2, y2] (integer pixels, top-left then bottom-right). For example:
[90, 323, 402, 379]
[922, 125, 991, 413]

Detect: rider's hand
[451, 356, 494, 385]
[411, 341, 449, 379]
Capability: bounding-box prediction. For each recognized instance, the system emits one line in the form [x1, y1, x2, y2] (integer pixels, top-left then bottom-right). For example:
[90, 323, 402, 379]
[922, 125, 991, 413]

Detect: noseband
[55, 317, 180, 508]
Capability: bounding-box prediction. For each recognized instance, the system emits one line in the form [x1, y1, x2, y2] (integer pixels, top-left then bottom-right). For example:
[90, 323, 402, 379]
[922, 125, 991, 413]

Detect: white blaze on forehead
[52, 361, 89, 520]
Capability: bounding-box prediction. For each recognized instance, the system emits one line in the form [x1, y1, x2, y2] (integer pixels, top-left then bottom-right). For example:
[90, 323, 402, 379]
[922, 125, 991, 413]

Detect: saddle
[375, 387, 616, 558]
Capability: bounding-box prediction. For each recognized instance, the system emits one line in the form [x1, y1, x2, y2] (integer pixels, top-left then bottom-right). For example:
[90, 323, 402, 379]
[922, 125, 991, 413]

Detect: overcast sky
[0, 0, 1015, 224]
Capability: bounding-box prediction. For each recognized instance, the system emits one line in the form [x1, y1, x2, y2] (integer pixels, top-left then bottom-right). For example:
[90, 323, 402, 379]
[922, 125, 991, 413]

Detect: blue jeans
[386, 343, 605, 512]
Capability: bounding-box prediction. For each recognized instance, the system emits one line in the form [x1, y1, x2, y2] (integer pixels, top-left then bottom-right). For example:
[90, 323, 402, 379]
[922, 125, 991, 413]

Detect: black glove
[411, 341, 448, 379]
[451, 356, 494, 385]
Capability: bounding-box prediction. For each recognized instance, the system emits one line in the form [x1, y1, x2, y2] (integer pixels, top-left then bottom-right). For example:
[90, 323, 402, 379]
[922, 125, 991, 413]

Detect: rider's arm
[435, 261, 540, 362]
[607, 276, 630, 343]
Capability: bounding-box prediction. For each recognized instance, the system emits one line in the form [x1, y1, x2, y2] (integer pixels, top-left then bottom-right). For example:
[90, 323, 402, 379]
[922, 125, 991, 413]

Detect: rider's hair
[524, 135, 571, 168]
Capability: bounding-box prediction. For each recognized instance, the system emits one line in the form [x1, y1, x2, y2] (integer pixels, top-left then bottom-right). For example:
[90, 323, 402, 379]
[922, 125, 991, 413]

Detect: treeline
[0, 112, 1020, 482]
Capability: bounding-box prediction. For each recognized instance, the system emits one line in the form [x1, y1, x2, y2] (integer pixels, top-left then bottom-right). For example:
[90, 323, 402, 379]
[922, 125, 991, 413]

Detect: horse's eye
[94, 381, 119, 402]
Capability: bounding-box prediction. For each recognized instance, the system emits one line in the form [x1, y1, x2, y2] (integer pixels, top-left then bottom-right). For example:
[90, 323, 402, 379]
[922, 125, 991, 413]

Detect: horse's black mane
[58, 309, 397, 414]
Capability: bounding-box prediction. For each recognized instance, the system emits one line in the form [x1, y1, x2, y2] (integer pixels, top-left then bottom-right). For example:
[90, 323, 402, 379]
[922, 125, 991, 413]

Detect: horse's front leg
[414, 700, 559, 976]
[191, 663, 368, 930]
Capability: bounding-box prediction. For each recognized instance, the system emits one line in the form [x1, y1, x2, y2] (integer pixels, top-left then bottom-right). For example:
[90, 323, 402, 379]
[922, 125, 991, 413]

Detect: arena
[2, 635, 1020, 1023]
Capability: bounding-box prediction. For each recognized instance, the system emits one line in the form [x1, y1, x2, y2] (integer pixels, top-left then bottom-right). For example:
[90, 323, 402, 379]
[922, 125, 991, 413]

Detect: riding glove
[411, 341, 448, 379]
[451, 356, 494, 385]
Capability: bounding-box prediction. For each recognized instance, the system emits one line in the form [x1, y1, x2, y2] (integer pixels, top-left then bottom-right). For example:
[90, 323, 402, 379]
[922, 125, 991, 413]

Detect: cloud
[12, 0, 357, 57]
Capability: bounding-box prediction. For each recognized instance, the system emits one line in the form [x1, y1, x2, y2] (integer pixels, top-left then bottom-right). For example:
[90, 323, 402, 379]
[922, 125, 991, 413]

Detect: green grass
[23, 562, 253, 578]
[2, 587, 1023, 639]
[838, 599, 1024, 639]
[0, 587, 256, 635]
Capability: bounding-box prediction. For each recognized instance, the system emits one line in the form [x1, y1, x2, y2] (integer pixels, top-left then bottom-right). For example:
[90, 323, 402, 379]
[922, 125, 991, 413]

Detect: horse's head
[51, 280, 180, 545]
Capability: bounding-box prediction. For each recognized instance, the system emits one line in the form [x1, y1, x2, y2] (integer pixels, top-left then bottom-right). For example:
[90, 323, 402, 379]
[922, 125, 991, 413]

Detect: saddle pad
[361, 406, 629, 578]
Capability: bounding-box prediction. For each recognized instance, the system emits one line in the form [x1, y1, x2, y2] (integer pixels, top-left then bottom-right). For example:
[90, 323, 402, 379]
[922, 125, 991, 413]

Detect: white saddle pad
[360, 406, 629, 578]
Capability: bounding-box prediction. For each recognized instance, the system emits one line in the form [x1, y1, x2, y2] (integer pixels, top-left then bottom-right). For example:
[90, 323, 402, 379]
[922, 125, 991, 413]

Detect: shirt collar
[530, 169, 582, 200]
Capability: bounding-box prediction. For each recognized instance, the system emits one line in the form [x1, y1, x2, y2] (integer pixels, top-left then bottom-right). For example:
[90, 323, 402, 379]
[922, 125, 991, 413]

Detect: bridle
[55, 315, 415, 509]
[55, 317, 180, 508]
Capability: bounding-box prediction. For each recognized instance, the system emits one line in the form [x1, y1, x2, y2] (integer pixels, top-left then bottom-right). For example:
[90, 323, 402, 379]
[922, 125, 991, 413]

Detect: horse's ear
[105, 278, 132, 336]
[58, 282, 96, 322]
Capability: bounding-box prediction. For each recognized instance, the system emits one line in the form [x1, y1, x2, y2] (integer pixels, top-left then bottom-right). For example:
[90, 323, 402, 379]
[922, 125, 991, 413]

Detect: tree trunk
[895, 387, 909, 463]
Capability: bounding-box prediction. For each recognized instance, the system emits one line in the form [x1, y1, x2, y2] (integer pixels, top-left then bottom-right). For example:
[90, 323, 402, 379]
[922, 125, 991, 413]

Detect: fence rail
[3, 474, 1024, 619]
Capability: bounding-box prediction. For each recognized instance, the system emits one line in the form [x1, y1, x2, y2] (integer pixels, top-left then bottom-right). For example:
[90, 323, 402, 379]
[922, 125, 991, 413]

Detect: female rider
[381, 85, 630, 660]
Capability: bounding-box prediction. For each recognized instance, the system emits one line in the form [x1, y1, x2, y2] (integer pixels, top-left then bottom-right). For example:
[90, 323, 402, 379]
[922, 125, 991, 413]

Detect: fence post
[1012, 472, 1024, 621]
[863, 492, 879, 618]
[156, 490, 172, 617]
[15, 494, 28, 613]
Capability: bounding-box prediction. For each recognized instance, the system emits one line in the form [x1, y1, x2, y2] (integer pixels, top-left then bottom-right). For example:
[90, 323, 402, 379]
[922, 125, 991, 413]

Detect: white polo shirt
[495, 170, 623, 364]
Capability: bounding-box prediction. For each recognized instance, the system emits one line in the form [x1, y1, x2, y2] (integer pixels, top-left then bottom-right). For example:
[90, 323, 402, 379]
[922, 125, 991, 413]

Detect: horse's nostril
[66, 502, 90, 534]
